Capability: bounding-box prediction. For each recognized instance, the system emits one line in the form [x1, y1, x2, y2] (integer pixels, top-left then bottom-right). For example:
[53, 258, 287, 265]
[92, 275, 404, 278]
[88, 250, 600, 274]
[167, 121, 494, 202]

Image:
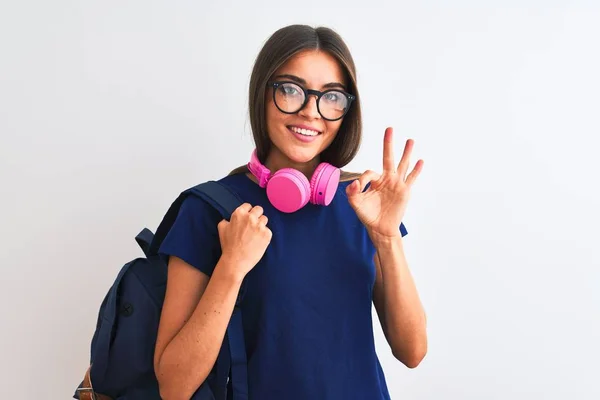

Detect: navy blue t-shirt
[159, 172, 408, 400]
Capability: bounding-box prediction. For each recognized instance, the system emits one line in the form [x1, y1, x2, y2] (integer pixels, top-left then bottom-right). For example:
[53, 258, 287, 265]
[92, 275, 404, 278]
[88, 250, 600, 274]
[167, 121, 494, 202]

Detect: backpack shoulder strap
[149, 180, 243, 256]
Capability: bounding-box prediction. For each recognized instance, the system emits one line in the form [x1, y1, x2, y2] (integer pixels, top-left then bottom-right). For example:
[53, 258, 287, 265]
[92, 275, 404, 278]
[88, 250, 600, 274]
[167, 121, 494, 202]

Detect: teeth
[290, 126, 319, 136]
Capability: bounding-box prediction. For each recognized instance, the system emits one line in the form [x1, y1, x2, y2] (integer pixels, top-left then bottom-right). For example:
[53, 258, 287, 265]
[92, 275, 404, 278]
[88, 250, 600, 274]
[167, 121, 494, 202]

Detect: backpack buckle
[77, 366, 97, 400]
[76, 366, 113, 400]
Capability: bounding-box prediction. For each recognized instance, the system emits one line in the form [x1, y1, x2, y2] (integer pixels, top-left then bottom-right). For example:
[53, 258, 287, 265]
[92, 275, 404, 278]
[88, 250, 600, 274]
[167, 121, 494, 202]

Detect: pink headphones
[247, 149, 341, 213]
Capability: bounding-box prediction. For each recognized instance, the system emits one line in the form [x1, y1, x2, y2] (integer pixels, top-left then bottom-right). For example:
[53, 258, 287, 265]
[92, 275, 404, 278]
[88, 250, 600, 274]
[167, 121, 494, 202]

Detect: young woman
[153, 24, 427, 400]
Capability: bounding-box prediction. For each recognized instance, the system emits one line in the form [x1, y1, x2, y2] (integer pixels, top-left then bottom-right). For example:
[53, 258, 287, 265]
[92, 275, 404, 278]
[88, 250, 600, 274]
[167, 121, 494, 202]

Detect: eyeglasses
[269, 81, 356, 121]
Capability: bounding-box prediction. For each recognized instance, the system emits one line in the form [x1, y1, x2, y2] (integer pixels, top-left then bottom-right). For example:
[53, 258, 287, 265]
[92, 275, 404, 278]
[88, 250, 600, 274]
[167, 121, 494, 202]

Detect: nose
[298, 94, 320, 119]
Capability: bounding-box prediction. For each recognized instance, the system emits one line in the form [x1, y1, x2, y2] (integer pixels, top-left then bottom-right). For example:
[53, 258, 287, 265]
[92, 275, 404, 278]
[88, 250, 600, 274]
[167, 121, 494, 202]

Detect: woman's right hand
[217, 203, 272, 278]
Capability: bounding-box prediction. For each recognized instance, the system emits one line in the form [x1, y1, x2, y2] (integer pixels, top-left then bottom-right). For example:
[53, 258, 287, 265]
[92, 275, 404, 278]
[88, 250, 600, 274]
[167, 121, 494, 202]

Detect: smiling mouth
[288, 126, 321, 137]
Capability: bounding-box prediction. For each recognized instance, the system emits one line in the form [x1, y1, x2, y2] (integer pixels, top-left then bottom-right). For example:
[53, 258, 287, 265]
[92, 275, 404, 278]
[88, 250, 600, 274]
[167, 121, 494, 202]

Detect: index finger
[383, 127, 396, 172]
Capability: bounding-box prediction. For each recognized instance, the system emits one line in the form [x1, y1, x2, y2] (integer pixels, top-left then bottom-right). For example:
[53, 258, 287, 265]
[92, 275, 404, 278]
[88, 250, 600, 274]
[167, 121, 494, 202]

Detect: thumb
[346, 180, 361, 197]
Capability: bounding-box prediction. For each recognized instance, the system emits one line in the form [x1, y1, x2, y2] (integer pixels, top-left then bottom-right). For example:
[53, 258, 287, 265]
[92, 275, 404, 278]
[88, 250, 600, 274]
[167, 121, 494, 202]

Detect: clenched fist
[217, 203, 272, 278]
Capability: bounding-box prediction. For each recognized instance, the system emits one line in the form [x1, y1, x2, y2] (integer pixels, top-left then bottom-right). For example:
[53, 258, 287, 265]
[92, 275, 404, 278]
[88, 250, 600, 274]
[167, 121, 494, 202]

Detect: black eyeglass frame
[269, 81, 356, 122]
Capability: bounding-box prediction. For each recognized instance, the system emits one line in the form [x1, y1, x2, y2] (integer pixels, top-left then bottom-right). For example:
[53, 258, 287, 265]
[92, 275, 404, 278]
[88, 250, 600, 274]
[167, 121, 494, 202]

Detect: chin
[280, 145, 321, 164]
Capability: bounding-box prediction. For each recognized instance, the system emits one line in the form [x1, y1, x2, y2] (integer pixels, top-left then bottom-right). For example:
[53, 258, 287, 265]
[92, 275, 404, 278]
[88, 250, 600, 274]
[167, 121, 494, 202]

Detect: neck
[265, 150, 320, 179]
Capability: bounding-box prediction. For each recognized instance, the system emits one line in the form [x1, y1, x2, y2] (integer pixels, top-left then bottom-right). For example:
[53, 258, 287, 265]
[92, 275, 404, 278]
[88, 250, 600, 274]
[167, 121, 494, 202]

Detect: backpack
[73, 181, 249, 400]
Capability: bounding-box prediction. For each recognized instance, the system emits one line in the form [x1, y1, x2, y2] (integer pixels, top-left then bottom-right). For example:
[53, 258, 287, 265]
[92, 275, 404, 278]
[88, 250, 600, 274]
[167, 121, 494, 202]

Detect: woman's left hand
[346, 127, 424, 239]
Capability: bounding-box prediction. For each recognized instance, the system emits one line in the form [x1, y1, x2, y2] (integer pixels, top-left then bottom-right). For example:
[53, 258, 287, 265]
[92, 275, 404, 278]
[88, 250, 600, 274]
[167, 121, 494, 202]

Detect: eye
[279, 83, 302, 97]
[323, 92, 340, 102]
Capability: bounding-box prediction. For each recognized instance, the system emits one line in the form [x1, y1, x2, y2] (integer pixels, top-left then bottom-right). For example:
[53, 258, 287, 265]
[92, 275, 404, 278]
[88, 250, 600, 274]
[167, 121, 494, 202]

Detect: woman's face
[264, 50, 347, 173]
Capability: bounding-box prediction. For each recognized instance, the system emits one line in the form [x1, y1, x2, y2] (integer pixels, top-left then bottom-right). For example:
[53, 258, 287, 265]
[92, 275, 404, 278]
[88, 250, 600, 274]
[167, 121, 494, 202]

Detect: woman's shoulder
[168, 172, 249, 226]
[217, 166, 255, 192]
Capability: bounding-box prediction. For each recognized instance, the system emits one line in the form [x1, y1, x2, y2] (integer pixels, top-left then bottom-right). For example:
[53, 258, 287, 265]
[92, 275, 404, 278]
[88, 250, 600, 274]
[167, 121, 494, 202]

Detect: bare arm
[153, 255, 244, 400]
[372, 233, 427, 368]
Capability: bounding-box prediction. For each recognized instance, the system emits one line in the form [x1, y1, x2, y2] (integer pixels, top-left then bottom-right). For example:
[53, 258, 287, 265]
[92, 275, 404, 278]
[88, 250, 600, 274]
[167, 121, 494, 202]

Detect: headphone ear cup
[266, 168, 311, 213]
[310, 163, 341, 206]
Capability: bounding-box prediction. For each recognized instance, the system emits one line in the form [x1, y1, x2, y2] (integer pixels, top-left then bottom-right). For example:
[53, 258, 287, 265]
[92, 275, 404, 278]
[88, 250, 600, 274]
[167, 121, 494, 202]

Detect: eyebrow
[273, 74, 347, 91]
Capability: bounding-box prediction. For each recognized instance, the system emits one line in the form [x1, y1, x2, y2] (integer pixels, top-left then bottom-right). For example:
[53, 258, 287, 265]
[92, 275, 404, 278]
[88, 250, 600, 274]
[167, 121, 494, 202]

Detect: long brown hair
[230, 24, 362, 182]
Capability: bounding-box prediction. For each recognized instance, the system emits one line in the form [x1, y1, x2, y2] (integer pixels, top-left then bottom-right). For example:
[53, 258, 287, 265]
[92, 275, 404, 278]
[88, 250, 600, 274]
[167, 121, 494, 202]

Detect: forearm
[156, 257, 244, 400]
[371, 232, 427, 366]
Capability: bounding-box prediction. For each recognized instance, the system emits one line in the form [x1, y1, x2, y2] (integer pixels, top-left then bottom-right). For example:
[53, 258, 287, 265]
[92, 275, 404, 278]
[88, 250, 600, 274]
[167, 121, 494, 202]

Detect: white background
[1, 1, 599, 399]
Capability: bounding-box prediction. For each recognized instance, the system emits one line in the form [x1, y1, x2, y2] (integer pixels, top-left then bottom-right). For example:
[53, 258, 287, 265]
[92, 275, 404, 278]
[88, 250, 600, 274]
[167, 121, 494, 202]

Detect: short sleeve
[158, 195, 223, 277]
[400, 222, 408, 237]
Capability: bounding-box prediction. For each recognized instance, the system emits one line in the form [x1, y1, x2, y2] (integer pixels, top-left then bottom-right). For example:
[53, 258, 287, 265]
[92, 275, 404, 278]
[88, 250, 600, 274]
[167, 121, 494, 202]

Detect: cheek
[265, 101, 276, 127]
[267, 100, 289, 125]
[265, 100, 288, 139]
[325, 120, 343, 136]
